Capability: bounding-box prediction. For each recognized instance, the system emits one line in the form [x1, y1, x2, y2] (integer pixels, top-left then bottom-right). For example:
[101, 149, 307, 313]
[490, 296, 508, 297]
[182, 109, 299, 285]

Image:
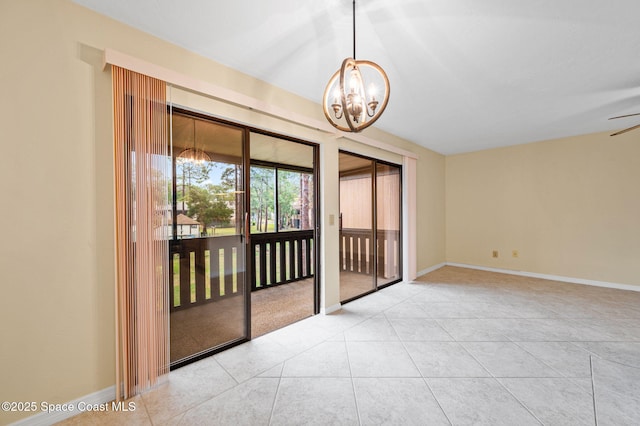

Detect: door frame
[168, 107, 321, 369]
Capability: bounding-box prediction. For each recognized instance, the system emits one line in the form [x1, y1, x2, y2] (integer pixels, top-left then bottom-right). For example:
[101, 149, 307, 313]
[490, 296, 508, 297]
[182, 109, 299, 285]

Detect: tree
[186, 184, 233, 235]
[300, 172, 312, 229]
[250, 166, 274, 232]
[277, 170, 300, 230]
[220, 164, 242, 232]
[176, 157, 212, 202]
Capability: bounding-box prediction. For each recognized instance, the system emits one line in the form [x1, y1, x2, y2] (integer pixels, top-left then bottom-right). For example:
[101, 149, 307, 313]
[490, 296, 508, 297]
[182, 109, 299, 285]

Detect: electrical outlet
[512, 250, 519, 258]
[492, 250, 499, 258]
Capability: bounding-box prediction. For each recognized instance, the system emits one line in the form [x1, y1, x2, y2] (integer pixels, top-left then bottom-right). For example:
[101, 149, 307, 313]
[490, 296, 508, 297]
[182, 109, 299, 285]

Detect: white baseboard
[321, 303, 342, 315]
[446, 262, 640, 292]
[415, 262, 446, 279]
[10, 386, 116, 426]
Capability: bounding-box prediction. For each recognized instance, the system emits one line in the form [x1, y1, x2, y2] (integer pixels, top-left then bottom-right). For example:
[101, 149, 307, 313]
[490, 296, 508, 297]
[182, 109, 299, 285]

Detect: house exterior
[169, 213, 203, 239]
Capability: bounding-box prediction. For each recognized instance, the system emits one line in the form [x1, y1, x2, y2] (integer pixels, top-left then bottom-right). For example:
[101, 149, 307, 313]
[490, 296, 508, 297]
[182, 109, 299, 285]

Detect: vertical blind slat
[113, 66, 169, 400]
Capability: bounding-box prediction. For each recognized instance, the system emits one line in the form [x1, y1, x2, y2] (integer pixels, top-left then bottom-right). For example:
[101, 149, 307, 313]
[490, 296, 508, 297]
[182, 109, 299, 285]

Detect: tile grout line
[212, 356, 241, 386]
[150, 357, 242, 424]
[138, 394, 156, 426]
[493, 377, 546, 425]
[510, 340, 572, 378]
[422, 378, 454, 426]
[456, 341, 496, 378]
[590, 355, 599, 426]
[343, 337, 363, 425]
[394, 319, 455, 425]
[267, 375, 283, 426]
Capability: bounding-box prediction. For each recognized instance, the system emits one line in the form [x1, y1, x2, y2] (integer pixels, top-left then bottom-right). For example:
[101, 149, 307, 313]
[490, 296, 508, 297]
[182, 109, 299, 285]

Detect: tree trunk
[301, 174, 310, 229]
[264, 205, 269, 232]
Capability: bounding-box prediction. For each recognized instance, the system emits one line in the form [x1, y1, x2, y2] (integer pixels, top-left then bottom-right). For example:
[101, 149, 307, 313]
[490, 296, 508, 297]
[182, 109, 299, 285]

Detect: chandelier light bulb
[368, 84, 377, 101]
[349, 69, 360, 92]
[333, 88, 341, 104]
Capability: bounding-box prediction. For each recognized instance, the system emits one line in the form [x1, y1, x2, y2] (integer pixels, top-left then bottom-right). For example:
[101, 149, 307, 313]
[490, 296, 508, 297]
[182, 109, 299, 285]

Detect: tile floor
[58, 266, 640, 425]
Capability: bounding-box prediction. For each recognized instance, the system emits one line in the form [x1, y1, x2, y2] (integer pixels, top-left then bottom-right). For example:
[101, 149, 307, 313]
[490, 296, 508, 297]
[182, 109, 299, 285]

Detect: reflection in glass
[376, 163, 401, 286]
[339, 152, 375, 301]
[169, 111, 247, 366]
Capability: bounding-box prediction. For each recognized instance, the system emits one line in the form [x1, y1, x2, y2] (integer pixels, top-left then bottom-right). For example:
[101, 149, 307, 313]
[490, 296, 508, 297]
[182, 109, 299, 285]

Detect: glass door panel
[339, 152, 375, 302]
[376, 163, 402, 287]
[169, 110, 247, 367]
[249, 132, 318, 337]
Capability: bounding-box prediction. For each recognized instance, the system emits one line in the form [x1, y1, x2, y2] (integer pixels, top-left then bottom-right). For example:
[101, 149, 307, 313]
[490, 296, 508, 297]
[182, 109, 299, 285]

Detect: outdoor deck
[169, 231, 315, 363]
[169, 227, 400, 363]
[170, 278, 314, 362]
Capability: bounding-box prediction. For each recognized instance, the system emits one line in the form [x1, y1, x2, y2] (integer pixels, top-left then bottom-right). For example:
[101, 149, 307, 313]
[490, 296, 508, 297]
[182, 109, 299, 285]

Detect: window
[250, 164, 314, 234]
[278, 169, 314, 231]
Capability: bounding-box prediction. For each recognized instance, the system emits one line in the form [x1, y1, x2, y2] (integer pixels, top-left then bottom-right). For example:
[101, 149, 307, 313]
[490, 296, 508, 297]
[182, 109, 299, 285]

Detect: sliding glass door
[339, 151, 401, 302]
[169, 109, 249, 367]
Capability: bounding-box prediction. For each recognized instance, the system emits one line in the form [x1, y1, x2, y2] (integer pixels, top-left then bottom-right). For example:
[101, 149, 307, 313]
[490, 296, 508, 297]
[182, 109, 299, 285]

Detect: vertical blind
[112, 66, 169, 399]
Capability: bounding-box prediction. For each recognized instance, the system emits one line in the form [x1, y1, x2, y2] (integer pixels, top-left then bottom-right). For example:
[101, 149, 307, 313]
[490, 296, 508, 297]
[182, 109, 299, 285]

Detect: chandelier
[323, 0, 390, 132]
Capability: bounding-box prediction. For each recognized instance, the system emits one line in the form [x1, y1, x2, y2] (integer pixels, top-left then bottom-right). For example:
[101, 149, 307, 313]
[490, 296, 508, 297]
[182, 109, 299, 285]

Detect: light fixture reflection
[178, 119, 211, 163]
[177, 147, 211, 164]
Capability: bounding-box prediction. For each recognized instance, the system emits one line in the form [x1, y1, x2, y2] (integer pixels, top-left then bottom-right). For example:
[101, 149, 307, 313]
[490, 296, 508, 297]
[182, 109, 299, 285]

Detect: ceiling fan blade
[610, 123, 640, 136]
[609, 112, 640, 120]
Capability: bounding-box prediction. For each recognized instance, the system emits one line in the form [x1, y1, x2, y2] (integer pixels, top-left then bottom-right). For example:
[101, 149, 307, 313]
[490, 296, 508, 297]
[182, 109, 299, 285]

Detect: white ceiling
[74, 0, 640, 155]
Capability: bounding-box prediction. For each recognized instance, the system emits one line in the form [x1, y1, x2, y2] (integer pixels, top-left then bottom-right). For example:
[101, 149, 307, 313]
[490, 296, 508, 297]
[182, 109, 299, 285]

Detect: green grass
[172, 249, 237, 308]
[202, 223, 277, 236]
[206, 226, 236, 236]
[172, 254, 180, 305]
[250, 223, 276, 233]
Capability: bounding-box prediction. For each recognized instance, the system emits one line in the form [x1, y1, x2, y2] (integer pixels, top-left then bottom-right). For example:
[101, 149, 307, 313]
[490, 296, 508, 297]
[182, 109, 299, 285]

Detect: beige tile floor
[57, 266, 640, 425]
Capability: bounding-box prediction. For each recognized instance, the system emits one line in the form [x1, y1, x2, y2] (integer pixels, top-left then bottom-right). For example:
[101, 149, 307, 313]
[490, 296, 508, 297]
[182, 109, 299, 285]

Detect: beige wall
[417, 148, 447, 272]
[0, 1, 445, 422]
[1, 2, 117, 424]
[446, 131, 640, 287]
